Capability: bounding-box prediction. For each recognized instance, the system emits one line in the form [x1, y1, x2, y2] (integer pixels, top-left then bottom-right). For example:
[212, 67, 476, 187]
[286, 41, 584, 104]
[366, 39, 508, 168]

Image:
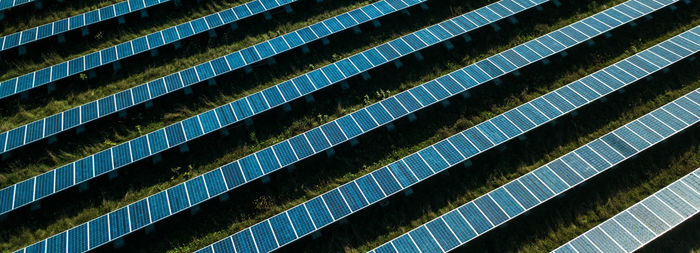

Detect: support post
[443, 40, 454, 51]
[325, 148, 336, 157]
[340, 81, 350, 91]
[76, 125, 86, 134]
[113, 238, 125, 249]
[353, 26, 362, 34]
[386, 122, 396, 132]
[190, 205, 200, 215]
[403, 188, 414, 196]
[462, 33, 472, 43]
[490, 23, 501, 32]
[508, 16, 518, 24]
[441, 100, 451, 108]
[361, 72, 371, 81]
[152, 154, 162, 164]
[393, 59, 403, 69]
[47, 82, 56, 93]
[407, 113, 417, 122]
[31, 201, 41, 211]
[305, 94, 315, 103]
[414, 51, 424, 61]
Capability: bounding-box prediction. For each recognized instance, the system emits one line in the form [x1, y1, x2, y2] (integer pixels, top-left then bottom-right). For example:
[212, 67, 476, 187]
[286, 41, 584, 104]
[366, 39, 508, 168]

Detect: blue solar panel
[0, 0, 302, 99]
[0, 0, 429, 154]
[12, 1, 686, 251]
[553, 168, 700, 253]
[212, 26, 697, 253]
[373, 88, 700, 253]
[0, 0, 171, 52]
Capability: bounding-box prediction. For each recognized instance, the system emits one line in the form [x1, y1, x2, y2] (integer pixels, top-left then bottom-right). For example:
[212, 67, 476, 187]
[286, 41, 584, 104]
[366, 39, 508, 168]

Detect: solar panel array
[196, 26, 699, 253]
[553, 168, 700, 253]
[1, 0, 558, 247]
[0, 0, 303, 99]
[0, 0, 434, 154]
[0, 0, 563, 216]
[4, 0, 699, 251]
[369, 87, 700, 253]
[0, 0, 171, 53]
[5, 2, 688, 250]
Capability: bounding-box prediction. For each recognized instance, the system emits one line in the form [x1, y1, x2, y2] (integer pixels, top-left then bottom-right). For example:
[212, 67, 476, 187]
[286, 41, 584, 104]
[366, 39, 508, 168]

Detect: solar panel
[0, 0, 433, 154]
[0, 0, 172, 53]
[0, 0, 560, 217]
[0, 0, 557, 157]
[0, 0, 37, 12]
[552, 168, 700, 253]
[11, 4, 690, 252]
[197, 28, 700, 253]
[0, 0, 674, 223]
[0, 0, 301, 98]
[371, 88, 700, 253]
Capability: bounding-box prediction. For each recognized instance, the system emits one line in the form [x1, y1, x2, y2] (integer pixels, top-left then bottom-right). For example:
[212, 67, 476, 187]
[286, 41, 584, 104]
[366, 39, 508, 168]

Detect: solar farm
[1, 0, 699, 252]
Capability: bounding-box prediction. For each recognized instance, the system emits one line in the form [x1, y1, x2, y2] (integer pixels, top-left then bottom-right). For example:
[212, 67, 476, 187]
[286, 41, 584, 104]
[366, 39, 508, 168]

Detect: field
[1, 0, 699, 252]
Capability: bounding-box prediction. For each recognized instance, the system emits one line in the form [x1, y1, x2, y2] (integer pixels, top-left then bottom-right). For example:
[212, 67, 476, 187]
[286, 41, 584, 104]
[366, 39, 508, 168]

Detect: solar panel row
[0, 0, 302, 99]
[199, 26, 700, 253]
[5, 0, 695, 252]
[27, 1, 692, 251]
[0, 0, 431, 154]
[6, 0, 590, 250]
[0, 0, 171, 52]
[0, 0, 562, 217]
[553, 168, 699, 253]
[0, 0, 36, 12]
[0, 0, 671, 226]
[370, 86, 700, 253]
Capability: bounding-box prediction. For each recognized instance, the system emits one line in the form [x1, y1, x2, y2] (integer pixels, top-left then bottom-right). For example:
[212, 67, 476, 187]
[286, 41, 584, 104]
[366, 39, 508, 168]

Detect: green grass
[0, 0, 257, 71]
[0, 0, 699, 252]
[1, 0, 124, 35]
